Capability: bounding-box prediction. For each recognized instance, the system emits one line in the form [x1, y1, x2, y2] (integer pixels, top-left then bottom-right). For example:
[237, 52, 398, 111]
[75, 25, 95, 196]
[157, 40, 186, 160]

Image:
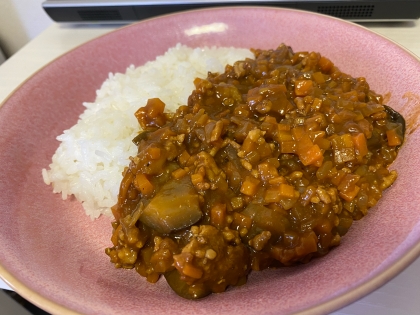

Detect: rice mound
[42, 44, 254, 219]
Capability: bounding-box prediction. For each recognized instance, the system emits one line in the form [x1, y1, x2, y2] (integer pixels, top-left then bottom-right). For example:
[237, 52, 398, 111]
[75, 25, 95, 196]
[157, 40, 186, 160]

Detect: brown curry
[105, 44, 405, 299]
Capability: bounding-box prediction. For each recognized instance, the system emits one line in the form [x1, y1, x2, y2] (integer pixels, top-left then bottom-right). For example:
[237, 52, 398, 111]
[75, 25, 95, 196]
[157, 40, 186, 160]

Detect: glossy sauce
[105, 44, 405, 299]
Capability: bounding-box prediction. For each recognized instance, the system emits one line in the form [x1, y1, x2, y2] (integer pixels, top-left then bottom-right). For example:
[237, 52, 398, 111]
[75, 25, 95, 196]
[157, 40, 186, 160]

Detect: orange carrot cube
[386, 129, 403, 146]
[352, 133, 368, 157]
[210, 204, 227, 228]
[279, 183, 296, 199]
[240, 176, 260, 196]
[182, 263, 203, 279]
[294, 80, 313, 96]
[172, 168, 187, 179]
[134, 173, 154, 196]
[339, 185, 361, 202]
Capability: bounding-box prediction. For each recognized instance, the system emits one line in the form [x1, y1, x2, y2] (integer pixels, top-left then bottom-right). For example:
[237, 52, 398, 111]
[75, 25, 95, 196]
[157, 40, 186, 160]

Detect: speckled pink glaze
[1, 7, 420, 315]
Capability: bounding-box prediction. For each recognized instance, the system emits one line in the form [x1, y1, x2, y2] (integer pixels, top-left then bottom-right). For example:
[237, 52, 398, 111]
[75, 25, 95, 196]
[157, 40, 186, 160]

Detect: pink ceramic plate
[1, 7, 420, 315]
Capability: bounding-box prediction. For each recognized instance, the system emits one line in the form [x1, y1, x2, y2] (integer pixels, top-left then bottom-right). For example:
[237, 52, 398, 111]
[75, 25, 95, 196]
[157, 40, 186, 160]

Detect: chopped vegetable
[140, 177, 202, 234]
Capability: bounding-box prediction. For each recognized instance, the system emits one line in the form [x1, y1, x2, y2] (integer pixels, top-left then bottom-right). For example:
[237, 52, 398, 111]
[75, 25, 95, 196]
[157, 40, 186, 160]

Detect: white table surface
[1, 18, 420, 315]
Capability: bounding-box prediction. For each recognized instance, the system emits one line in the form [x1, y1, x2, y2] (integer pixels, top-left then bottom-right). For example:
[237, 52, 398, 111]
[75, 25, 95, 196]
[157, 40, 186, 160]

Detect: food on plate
[41, 44, 254, 218]
[104, 44, 405, 299]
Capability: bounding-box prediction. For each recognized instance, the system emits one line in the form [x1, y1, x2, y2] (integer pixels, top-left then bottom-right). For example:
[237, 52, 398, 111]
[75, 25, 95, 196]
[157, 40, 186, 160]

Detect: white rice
[42, 44, 254, 219]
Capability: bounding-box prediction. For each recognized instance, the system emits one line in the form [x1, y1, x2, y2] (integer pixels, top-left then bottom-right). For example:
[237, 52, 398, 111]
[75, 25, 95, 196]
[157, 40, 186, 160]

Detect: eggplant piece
[164, 270, 211, 300]
[140, 177, 202, 234]
[242, 203, 290, 237]
[132, 131, 150, 146]
[384, 105, 406, 137]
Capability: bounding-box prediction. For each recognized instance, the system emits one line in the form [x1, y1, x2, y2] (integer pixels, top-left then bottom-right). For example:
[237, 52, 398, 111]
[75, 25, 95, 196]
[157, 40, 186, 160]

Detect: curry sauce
[105, 44, 405, 299]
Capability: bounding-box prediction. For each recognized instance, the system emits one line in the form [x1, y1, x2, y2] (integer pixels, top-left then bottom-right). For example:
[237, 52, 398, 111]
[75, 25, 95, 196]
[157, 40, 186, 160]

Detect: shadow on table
[1, 290, 50, 315]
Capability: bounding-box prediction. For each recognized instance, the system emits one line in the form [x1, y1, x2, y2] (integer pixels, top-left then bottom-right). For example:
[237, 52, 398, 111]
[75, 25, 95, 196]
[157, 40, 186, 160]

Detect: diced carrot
[313, 154, 324, 168]
[147, 98, 165, 117]
[240, 176, 260, 196]
[190, 173, 204, 186]
[352, 133, 368, 157]
[182, 263, 203, 279]
[297, 136, 315, 152]
[264, 116, 277, 124]
[294, 80, 313, 96]
[386, 129, 403, 146]
[242, 134, 258, 153]
[135, 98, 165, 119]
[134, 98, 167, 129]
[315, 220, 332, 234]
[232, 212, 252, 230]
[330, 169, 347, 186]
[134, 173, 154, 196]
[279, 183, 296, 199]
[171, 168, 187, 179]
[341, 133, 354, 147]
[298, 144, 324, 166]
[210, 204, 226, 228]
[194, 77, 212, 90]
[318, 56, 334, 73]
[276, 130, 293, 142]
[305, 118, 321, 133]
[339, 185, 361, 202]
[178, 150, 191, 166]
[261, 116, 277, 135]
[291, 126, 306, 141]
[330, 113, 343, 124]
[258, 162, 279, 181]
[196, 113, 209, 127]
[308, 131, 325, 142]
[292, 126, 324, 166]
[268, 176, 287, 186]
[337, 174, 360, 192]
